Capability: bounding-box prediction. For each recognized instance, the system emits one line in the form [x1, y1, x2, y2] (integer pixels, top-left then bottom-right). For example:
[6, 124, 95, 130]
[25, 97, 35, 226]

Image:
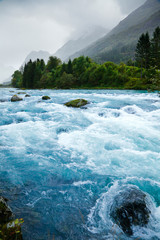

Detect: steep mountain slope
[69, 0, 160, 63]
[54, 26, 107, 61]
[108, 0, 160, 36]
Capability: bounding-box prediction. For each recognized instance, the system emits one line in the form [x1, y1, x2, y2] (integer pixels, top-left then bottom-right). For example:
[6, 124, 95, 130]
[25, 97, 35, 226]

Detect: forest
[11, 27, 160, 91]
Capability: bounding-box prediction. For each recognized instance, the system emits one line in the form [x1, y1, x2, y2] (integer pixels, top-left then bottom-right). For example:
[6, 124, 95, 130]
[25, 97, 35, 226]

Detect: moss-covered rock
[42, 96, 51, 100]
[11, 95, 23, 102]
[64, 99, 89, 108]
[25, 94, 31, 97]
[0, 197, 23, 240]
[1, 219, 23, 240]
[0, 197, 12, 224]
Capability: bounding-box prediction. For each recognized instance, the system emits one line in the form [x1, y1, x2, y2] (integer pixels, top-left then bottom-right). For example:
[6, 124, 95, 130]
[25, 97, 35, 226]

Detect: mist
[0, 0, 146, 83]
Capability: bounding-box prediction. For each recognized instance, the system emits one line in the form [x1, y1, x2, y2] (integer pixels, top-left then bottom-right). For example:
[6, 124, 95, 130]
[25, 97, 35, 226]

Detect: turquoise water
[0, 88, 160, 240]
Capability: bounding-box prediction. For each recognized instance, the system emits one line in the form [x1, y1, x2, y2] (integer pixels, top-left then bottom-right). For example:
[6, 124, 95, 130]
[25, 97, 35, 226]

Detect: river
[0, 88, 160, 239]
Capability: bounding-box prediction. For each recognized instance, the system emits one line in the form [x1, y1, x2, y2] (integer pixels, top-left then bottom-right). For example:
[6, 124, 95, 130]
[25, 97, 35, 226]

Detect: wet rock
[25, 94, 31, 97]
[0, 197, 23, 240]
[11, 95, 23, 102]
[110, 187, 150, 236]
[1, 219, 23, 240]
[42, 96, 51, 100]
[0, 197, 12, 224]
[17, 92, 26, 95]
[64, 99, 89, 108]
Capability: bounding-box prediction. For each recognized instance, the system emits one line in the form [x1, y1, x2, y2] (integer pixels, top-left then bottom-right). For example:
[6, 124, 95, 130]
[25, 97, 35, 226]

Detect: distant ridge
[24, 50, 51, 65]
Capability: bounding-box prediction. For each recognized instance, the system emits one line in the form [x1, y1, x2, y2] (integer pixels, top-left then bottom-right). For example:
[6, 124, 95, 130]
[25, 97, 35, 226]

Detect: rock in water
[0, 197, 12, 224]
[11, 95, 23, 102]
[25, 94, 31, 97]
[17, 92, 26, 95]
[1, 219, 23, 240]
[110, 187, 150, 236]
[42, 96, 51, 100]
[0, 197, 23, 240]
[64, 99, 89, 108]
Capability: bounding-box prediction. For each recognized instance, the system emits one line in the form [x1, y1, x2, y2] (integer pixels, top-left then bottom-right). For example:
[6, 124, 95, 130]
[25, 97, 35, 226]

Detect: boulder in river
[25, 94, 31, 97]
[110, 187, 150, 236]
[11, 95, 23, 102]
[17, 92, 26, 95]
[64, 99, 89, 108]
[42, 96, 51, 100]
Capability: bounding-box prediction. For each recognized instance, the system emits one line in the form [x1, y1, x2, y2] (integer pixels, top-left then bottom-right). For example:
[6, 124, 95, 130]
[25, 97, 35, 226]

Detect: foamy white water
[0, 88, 160, 240]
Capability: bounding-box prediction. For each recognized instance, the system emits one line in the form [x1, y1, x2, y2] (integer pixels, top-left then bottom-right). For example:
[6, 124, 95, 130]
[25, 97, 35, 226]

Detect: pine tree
[151, 26, 160, 68]
[135, 32, 151, 69]
[22, 64, 28, 88]
[22, 60, 36, 88]
[67, 59, 73, 74]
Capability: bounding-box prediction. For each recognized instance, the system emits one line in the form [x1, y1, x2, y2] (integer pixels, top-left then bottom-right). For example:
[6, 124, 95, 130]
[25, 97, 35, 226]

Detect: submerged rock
[64, 99, 89, 108]
[11, 95, 23, 102]
[110, 187, 150, 236]
[25, 94, 31, 97]
[0, 197, 12, 224]
[42, 96, 51, 100]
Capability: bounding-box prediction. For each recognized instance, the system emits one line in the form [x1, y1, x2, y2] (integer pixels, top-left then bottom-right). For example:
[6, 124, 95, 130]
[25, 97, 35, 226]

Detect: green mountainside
[69, 0, 160, 63]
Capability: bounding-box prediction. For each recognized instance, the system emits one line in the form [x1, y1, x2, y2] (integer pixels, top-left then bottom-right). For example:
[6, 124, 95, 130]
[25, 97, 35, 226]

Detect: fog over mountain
[0, 0, 146, 83]
[69, 0, 160, 63]
[54, 26, 108, 61]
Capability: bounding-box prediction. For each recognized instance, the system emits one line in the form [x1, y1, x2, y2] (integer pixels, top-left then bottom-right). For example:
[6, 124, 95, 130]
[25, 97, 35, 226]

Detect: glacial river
[0, 88, 160, 240]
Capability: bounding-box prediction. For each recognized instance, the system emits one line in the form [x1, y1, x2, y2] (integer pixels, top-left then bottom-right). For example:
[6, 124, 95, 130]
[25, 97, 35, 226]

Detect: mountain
[24, 50, 51, 65]
[108, 0, 160, 36]
[69, 0, 160, 63]
[54, 26, 108, 61]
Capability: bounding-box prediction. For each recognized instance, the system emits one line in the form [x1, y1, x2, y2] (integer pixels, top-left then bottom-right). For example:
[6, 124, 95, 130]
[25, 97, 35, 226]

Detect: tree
[22, 60, 36, 88]
[151, 26, 160, 68]
[55, 72, 76, 89]
[11, 70, 22, 88]
[135, 32, 151, 69]
[46, 56, 61, 72]
[67, 59, 73, 74]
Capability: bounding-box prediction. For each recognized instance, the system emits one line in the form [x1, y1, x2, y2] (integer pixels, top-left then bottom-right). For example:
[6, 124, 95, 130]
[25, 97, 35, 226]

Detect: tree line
[12, 27, 160, 91]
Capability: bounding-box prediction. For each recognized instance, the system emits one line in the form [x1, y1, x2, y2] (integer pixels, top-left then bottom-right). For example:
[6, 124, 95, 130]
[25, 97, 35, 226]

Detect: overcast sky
[0, 0, 146, 83]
